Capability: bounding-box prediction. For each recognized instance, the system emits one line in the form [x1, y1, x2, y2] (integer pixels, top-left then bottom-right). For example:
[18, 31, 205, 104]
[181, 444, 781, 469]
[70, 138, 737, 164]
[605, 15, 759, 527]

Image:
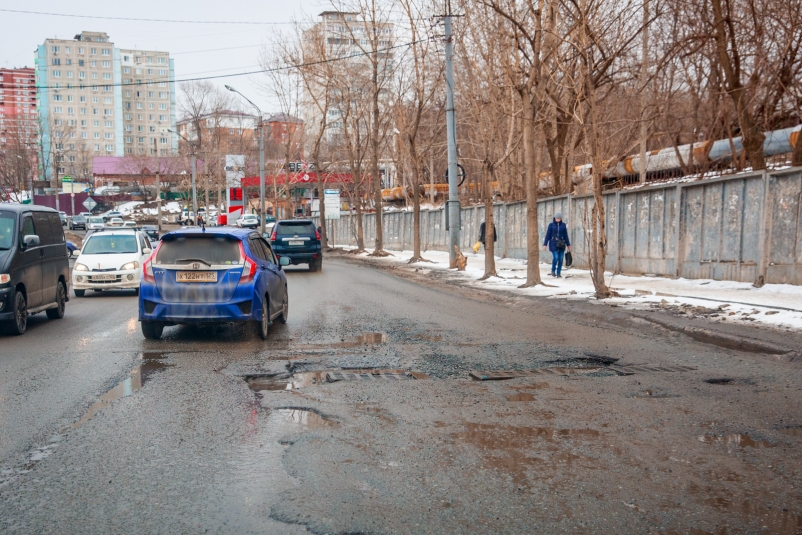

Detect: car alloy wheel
[258, 298, 270, 340]
[47, 282, 66, 319]
[12, 291, 27, 335]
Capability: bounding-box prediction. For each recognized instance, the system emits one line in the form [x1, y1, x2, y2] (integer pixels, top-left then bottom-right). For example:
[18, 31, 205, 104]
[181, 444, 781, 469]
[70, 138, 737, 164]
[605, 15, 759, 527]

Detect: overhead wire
[0, 8, 296, 25]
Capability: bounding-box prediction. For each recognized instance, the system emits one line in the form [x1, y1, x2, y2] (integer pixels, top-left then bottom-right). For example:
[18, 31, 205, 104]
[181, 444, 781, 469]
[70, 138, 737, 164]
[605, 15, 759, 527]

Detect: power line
[0, 8, 296, 25]
[171, 44, 264, 56]
[35, 39, 430, 90]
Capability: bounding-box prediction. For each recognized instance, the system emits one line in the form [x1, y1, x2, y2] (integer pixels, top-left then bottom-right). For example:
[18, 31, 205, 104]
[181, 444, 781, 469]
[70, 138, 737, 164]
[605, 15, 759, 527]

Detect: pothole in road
[697, 433, 776, 448]
[70, 353, 173, 430]
[704, 377, 756, 386]
[272, 408, 338, 430]
[246, 369, 428, 393]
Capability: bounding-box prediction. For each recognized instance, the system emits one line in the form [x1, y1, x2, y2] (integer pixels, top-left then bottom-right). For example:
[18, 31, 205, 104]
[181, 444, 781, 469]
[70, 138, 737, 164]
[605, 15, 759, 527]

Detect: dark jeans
[551, 249, 565, 275]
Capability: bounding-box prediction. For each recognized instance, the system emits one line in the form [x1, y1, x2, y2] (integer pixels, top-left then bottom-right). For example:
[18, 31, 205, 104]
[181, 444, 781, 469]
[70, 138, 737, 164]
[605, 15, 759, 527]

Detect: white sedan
[236, 214, 260, 228]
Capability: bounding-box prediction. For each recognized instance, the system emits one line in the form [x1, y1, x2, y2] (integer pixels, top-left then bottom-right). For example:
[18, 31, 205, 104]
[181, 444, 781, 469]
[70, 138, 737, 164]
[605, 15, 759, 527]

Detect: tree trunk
[481, 161, 497, 279]
[710, 0, 766, 170]
[521, 91, 543, 288]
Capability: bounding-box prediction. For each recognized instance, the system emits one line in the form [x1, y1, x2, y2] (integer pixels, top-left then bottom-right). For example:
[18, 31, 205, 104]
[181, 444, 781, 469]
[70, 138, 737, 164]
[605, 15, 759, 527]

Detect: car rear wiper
[175, 258, 212, 266]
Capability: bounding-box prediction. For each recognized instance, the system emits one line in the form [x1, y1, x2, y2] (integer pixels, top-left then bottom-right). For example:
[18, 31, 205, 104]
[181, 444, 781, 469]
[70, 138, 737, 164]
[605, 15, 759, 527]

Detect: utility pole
[153, 138, 162, 232]
[444, 4, 461, 267]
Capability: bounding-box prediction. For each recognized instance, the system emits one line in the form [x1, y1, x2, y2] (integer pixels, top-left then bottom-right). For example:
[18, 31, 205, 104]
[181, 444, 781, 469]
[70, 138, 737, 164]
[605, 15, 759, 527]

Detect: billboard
[225, 155, 245, 220]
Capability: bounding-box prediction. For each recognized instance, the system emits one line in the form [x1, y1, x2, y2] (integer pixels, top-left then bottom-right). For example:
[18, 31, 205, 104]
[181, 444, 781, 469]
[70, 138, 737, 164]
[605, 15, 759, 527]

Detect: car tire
[6, 290, 28, 336]
[46, 282, 67, 320]
[277, 291, 288, 324]
[310, 258, 322, 272]
[141, 321, 164, 340]
[257, 297, 269, 340]
[74, 289, 85, 297]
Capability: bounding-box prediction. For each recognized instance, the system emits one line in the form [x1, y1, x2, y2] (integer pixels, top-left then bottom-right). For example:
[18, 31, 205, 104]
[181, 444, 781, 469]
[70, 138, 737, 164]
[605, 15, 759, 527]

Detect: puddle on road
[697, 433, 776, 448]
[70, 353, 173, 430]
[292, 332, 388, 350]
[273, 409, 338, 430]
[506, 392, 536, 401]
[247, 372, 328, 392]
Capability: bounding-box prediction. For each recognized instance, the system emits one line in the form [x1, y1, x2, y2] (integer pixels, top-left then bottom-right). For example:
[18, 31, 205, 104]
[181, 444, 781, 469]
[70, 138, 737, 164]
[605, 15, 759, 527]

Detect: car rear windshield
[276, 222, 316, 236]
[0, 212, 15, 250]
[83, 234, 138, 254]
[89, 217, 104, 224]
[156, 236, 241, 265]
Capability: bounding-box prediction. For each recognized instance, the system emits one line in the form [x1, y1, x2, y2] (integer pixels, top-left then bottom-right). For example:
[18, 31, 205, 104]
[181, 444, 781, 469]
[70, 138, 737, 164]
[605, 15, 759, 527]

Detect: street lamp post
[168, 129, 198, 224]
[225, 85, 265, 235]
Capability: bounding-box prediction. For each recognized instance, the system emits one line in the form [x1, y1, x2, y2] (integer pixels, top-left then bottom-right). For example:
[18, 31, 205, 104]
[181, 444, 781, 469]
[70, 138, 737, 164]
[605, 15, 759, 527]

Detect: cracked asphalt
[1, 258, 801, 534]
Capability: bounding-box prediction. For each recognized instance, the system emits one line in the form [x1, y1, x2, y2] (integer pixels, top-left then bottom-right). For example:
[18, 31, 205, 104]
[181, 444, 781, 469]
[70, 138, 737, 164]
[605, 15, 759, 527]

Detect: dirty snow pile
[338, 246, 802, 332]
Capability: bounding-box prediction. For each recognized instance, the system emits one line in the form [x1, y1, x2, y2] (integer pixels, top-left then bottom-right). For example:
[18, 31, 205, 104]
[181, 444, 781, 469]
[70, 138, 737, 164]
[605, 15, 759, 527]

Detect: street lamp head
[224, 85, 237, 92]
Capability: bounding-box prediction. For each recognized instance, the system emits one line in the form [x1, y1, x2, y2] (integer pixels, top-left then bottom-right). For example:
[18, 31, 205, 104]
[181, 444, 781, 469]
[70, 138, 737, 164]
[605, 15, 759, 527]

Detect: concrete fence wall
[318, 167, 802, 285]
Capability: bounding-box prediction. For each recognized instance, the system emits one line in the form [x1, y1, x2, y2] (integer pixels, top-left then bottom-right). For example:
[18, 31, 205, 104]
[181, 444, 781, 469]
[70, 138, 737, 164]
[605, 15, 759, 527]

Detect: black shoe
[550, 272, 555, 277]
[556, 274, 562, 278]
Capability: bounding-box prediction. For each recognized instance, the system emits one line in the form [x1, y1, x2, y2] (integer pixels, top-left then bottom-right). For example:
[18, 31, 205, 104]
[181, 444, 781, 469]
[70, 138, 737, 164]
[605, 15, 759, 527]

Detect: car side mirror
[279, 256, 290, 267]
[143, 248, 152, 255]
[22, 235, 40, 249]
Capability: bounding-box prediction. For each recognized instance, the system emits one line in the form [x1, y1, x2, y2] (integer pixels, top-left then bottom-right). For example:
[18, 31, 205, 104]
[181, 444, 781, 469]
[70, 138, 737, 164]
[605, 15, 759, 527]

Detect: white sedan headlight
[120, 261, 140, 271]
[74, 263, 89, 271]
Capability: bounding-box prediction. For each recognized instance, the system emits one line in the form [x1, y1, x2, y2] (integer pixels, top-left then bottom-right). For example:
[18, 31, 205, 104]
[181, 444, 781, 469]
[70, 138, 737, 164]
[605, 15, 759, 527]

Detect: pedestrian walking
[542, 211, 570, 277]
[478, 221, 497, 249]
[196, 213, 204, 226]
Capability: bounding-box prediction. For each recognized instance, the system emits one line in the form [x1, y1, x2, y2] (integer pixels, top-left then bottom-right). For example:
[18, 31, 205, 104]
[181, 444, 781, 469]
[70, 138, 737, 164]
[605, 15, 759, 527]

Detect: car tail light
[270, 230, 277, 241]
[315, 229, 321, 240]
[142, 241, 161, 283]
[238, 241, 257, 282]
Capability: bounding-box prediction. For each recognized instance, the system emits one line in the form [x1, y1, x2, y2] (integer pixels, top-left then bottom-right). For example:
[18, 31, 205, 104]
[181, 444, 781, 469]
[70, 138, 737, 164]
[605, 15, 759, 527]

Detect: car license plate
[288, 240, 304, 246]
[91, 274, 116, 281]
[176, 271, 218, 283]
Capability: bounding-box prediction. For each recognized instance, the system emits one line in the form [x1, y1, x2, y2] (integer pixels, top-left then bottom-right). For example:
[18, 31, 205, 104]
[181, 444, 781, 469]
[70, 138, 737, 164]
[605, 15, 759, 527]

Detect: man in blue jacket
[542, 211, 571, 277]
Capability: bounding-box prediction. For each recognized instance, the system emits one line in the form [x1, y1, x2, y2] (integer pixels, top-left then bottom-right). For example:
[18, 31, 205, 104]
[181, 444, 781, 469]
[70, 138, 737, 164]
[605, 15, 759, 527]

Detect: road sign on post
[82, 197, 97, 212]
[324, 189, 340, 220]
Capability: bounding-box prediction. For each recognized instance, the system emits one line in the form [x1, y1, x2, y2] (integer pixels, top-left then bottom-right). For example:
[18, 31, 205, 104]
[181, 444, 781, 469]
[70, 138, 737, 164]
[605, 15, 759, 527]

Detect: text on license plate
[288, 240, 304, 246]
[91, 274, 116, 281]
[176, 271, 218, 283]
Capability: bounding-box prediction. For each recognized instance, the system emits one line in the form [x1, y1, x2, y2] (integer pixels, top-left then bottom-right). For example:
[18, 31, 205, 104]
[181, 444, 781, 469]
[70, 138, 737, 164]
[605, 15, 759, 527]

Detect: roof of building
[176, 110, 260, 125]
[266, 113, 303, 124]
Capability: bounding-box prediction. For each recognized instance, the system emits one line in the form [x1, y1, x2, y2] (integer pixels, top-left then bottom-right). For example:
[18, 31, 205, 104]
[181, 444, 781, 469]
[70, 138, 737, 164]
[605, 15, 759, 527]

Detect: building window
[105, 133, 113, 139]
[148, 103, 154, 110]
[78, 71, 85, 79]
[53, 94, 62, 101]
[147, 69, 154, 75]
[104, 109, 112, 116]
[102, 61, 111, 68]
[102, 49, 110, 56]
[53, 107, 62, 113]
[160, 137, 167, 144]
[159, 115, 167, 121]
[93, 109, 99, 115]
[94, 132, 100, 139]
[52, 70, 61, 77]
[90, 48, 97, 55]
[148, 91, 154, 98]
[105, 144, 113, 151]
[78, 47, 84, 54]
[102, 73, 111, 80]
[81, 132, 87, 139]
[51, 46, 60, 53]
[103, 97, 112, 104]
[158, 58, 166, 64]
[91, 72, 98, 79]
[159, 104, 167, 110]
[80, 108, 86, 115]
[66, 71, 73, 78]
[66, 59, 72, 66]
[104, 121, 113, 127]
[138, 137, 145, 143]
[67, 107, 74, 114]
[158, 82, 167, 87]
[136, 103, 143, 109]
[125, 113, 132, 120]
[158, 69, 167, 76]
[94, 144, 100, 151]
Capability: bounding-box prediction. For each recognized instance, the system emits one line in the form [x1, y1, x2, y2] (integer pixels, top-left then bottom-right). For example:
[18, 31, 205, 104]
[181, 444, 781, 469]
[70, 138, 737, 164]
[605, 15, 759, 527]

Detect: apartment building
[301, 11, 394, 143]
[36, 31, 176, 184]
[0, 67, 38, 148]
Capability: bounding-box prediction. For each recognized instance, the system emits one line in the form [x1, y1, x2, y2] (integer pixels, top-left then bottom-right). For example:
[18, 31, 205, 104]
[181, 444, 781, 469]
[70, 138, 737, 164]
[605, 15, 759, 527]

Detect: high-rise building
[301, 11, 394, 143]
[36, 31, 177, 185]
[0, 67, 38, 181]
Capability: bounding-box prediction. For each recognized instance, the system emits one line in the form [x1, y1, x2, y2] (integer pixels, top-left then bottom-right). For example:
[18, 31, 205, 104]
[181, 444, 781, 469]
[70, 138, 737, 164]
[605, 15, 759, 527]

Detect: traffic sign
[82, 197, 97, 211]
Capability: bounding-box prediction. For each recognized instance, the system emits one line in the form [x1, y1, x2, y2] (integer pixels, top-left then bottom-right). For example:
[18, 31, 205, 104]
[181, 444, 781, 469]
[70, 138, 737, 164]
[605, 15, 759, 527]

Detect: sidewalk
[334, 246, 802, 332]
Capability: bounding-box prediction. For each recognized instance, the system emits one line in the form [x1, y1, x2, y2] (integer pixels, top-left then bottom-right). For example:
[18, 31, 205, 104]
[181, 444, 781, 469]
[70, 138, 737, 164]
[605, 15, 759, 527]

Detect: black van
[0, 205, 70, 335]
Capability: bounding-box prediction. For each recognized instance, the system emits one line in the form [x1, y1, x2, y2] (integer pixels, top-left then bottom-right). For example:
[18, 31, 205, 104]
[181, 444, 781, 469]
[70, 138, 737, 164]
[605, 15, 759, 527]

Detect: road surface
[1, 257, 801, 534]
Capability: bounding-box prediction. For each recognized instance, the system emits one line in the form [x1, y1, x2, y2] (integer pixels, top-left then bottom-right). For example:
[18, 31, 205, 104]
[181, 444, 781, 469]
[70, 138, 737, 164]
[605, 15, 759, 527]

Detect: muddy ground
[0, 257, 800, 534]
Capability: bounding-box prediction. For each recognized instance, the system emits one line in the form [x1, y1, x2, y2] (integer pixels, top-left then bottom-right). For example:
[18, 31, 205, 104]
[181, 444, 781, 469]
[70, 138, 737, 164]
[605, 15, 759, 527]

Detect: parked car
[72, 228, 153, 297]
[236, 214, 260, 229]
[66, 241, 79, 257]
[79, 212, 92, 218]
[269, 219, 322, 271]
[68, 215, 88, 230]
[122, 221, 137, 228]
[87, 216, 105, 230]
[0, 205, 70, 335]
[108, 217, 125, 226]
[138, 227, 289, 340]
[58, 212, 68, 226]
[141, 225, 160, 242]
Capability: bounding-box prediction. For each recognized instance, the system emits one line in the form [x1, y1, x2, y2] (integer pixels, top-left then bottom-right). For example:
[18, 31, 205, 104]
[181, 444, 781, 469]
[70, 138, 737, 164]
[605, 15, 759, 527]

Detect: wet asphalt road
[1, 257, 802, 534]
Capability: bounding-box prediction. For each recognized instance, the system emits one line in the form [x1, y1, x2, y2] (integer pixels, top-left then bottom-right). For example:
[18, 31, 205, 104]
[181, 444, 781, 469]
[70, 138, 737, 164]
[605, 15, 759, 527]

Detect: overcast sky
[0, 0, 328, 114]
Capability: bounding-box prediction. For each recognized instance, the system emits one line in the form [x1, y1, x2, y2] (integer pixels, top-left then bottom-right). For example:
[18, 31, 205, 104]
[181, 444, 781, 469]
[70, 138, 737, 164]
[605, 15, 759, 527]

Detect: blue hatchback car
[138, 227, 289, 340]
